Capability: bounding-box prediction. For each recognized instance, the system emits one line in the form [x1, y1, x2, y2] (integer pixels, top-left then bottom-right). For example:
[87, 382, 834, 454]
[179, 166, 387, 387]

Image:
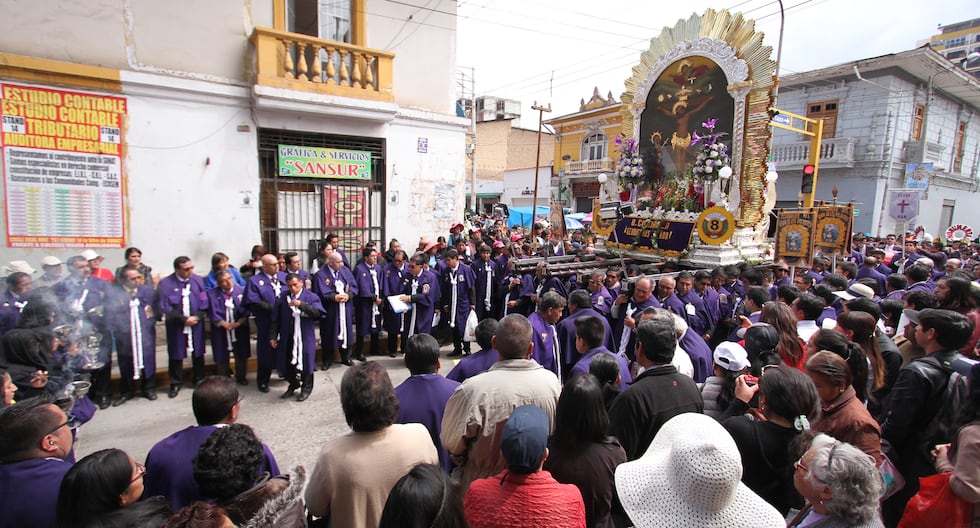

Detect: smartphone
[743, 374, 759, 387]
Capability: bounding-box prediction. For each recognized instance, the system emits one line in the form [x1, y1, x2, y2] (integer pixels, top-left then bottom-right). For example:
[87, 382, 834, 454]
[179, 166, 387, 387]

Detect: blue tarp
[507, 206, 551, 228]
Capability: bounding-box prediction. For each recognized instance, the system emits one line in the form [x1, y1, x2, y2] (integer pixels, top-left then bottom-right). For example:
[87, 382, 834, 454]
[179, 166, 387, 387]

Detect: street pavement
[74, 343, 461, 476]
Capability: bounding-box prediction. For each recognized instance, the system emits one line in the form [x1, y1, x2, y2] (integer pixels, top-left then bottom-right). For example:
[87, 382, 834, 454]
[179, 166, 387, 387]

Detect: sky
[455, 0, 980, 125]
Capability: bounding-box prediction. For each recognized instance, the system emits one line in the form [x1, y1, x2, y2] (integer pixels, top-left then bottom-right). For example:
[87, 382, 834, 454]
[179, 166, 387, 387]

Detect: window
[582, 133, 606, 160]
[283, 0, 362, 45]
[953, 121, 966, 174]
[912, 104, 924, 141]
[806, 100, 838, 139]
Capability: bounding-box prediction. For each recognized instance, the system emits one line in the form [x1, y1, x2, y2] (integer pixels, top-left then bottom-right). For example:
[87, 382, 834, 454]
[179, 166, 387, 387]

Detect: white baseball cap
[80, 249, 100, 261]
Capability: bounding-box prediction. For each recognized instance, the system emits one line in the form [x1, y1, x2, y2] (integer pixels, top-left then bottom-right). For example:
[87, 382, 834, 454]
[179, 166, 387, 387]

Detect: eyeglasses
[131, 462, 146, 484]
[179, 266, 194, 272]
[44, 418, 76, 437]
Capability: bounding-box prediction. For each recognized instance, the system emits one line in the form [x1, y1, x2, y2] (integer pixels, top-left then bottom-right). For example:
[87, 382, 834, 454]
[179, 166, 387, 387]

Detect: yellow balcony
[251, 26, 394, 103]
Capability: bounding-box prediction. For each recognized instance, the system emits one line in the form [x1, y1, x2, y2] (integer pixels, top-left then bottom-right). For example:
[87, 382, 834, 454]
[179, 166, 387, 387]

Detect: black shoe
[98, 396, 111, 409]
[236, 377, 248, 386]
[112, 394, 133, 407]
[168, 385, 181, 398]
[354, 354, 367, 362]
[281, 382, 300, 399]
[258, 383, 269, 393]
[142, 390, 158, 401]
[448, 350, 463, 357]
[389, 351, 397, 358]
[341, 359, 354, 366]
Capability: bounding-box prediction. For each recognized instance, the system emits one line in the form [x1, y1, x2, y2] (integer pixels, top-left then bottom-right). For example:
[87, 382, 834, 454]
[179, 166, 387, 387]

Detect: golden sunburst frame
[620, 8, 775, 229]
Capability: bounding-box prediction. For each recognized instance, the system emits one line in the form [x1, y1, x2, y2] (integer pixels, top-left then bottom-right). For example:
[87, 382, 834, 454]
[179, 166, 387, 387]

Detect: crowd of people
[1, 223, 980, 527]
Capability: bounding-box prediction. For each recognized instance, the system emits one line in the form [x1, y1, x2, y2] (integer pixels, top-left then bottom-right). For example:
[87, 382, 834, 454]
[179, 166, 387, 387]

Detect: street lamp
[961, 51, 980, 69]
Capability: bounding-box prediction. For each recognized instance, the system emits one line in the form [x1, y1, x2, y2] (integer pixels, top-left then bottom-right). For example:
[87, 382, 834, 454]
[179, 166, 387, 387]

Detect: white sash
[484, 265, 493, 311]
[369, 267, 380, 329]
[619, 303, 639, 356]
[290, 293, 303, 367]
[271, 276, 282, 298]
[408, 278, 419, 337]
[550, 324, 562, 384]
[129, 295, 143, 379]
[72, 288, 89, 313]
[449, 269, 459, 328]
[181, 284, 194, 354]
[336, 281, 348, 348]
[224, 294, 236, 351]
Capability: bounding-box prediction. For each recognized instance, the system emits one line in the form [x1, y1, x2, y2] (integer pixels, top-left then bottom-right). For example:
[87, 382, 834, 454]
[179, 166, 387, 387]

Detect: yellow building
[546, 88, 624, 213]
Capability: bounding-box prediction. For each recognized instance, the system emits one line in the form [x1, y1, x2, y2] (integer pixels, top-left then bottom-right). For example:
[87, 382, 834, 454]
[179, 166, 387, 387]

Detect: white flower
[705, 166, 713, 173]
[631, 167, 639, 176]
[710, 151, 718, 158]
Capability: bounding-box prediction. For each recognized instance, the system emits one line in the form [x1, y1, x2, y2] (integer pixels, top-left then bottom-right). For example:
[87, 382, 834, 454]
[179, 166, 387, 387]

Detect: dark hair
[341, 362, 399, 432]
[845, 297, 881, 320]
[741, 268, 764, 286]
[879, 299, 904, 327]
[552, 374, 610, 451]
[568, 289, 591, 310]
[904, 290, 938, 310]
[495, 314, 533, 360]
[0, 327, 51, 370]
[379, 463, 466, 528]
[761, 302, 805, 366]
[124, 247, 142, 258]
[886, 273, 908, 291]
[173, 256, 191, 270]
[810, 284, 836, 307]
[191, 376, 240, 426]
[209, 252, 229, 269]
[537, 291, 565, 313]
[0, 395, 59, 461]
[404, 334, 440, 375]
[777, 284, 801, 305]
[193, 424, 263, 502]
[743, 324, 783, 376]
[837, 311, 886, 393]
[856, 278, 881, 297]
[906, 264, 930, 283]
[444, 249, 459, 260]
[837, 262, 858, 279]
[588, 352, 622, 410]
[362, 246, 377, 258]
[636, 319, 676, 364]
[5, 271, 29, 289]
[745, 286, 770, 310]
[794, 293, 825, 321]
[805, 351, 853, 393]
[474, 318, 498, 350]
[760, 366, 820, 426]
[918, 309, 974, 350]
[823, 274, 848, 291]
[56, 448, 134, 527]
[808, 329, 870, 401]
[409, 253, 427, 267]
[573, 315, 605, 350]
[162, 502, 232, 528]
[796, 273, 814, 287]
[284, 272, 301, 284]
[0, 369, 9, 408]
[938, 275, 978, 312]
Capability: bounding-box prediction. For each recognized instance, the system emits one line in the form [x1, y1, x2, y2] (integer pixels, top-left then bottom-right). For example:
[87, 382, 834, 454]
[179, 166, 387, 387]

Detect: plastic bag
[897, 473, 972, 528]
[878, 451, 905, 501]
[463, 310, 479, 342]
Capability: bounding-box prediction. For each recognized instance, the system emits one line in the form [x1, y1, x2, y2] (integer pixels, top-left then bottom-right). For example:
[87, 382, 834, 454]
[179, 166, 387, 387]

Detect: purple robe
[156, 273, 209, 360]
[0, 457, 73, 528]
[528, 311, 561, 380]
[272, 288, 325, 374]
[144, 425, 279, 511]
[679, 328, 713, 383]
[353, 261, 385, 337]
[676, 290, 710, 337]
[446, 348, 498, 383]
[589, 285, 614, 318]
[534, 275, 567, 303]
[315, 266, 357, 352]
[612, 297, 660, 360]
[556, 308, 615, 370]
[441, 263, 476, 337]
[401, 269, 437, 336]
[382, 262, 409, 335]
[471, 257, 499, 320]
[715, 285, 736, 320]
[570, 346, 632, 390]
[698, 287, 722, 329]
[243, 271, 287, 371]
[52, 275, 106, 329]
[394, 373, 461, 473]
[906, 280, 935, 295]
[207, 285, 251, 364]
[105, 283, 158, 380]
[0, 290, 27, 336]
[501, 272, 534, 317]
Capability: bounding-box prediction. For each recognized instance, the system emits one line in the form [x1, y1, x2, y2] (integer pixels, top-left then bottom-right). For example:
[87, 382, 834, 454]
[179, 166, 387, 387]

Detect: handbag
[897, 472, 972, 528]
[879, 439, 906, 501]
[463, 310, 479, 342]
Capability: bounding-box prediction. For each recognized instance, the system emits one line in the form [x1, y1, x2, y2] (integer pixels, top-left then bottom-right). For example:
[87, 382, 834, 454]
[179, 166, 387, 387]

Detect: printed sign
[278, 145, 372, 180]
[945, 224, 973, 241]
[605, 215, 696, 257]
[813, 202, 854, 258]
[1, 82, 127, 248]
[696, 206, 736, 246]
[774, 208, 816, 266]
[888, 190, 920, 222]
[324, 185, 368, 251]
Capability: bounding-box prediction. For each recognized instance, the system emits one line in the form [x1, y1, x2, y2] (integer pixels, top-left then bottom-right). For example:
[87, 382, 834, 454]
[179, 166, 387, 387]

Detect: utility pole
[457, 68, 477, 213]
[531, 101, 551, 224]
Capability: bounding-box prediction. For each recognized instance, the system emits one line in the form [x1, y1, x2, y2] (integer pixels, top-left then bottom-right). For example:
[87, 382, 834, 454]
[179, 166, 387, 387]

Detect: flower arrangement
[614, 136, 645, 188]
[691, 118, 730, 183]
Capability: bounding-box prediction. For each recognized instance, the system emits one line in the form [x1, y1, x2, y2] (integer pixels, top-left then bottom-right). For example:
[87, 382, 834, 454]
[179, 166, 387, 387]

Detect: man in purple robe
[530, 261, 567, 309]
[569, 315, 632, 390]
[398, 252, 438, 341]
[54, 255, 110, 407]
[143, 376, 279, 511]
[528, 291, 565, 382]
[856, 256, 888, 296]
[441, 249, 476, 357]
[208, 270, 251, 385]
[316, 252, 359, 367]
[0, 271, 32, 336]
[382, 250, 409, 357]
[0, 397, 75, 528]
[674, 272, 711, 338]
[585, 271, 613, 319]
[500, 259, 533, 317]
[693, 270, 722, 336]
[271, 273, 325, 401]
[394, 333, 461, 473]
[243, 254, 286, 392]
[353, 247, 385, 359]
[611, 277, 660, 361]
[156, 256, 209, 398]
[105, 268, 158, 404]
[905, 264, 935, 295]
[283, 251, 312, 287]
[446, 318, 499, 383]
[471, 244, 499, 321]
[556, 290, 614, 378]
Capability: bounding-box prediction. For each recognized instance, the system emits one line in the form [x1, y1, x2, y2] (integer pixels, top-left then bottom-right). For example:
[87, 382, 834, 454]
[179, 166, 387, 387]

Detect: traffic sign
[888, 190, 919, 222]
[772, 113, 791, 126]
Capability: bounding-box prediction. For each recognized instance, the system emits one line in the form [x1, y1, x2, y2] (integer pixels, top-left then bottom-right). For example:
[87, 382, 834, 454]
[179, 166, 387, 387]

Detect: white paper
[387, 295, 410, 314]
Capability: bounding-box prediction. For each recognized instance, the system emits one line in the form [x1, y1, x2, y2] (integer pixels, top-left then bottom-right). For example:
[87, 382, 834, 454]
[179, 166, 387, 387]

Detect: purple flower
[691, 130, 704, 147]
[702, 118, 717, 130]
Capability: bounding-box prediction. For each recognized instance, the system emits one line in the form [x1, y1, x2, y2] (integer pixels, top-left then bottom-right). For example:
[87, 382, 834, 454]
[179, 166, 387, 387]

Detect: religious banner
[888, 189, 920, 223]
[814, 202, 854, 258]
[604, 215, 696, 257]
[774, 208, 816, 266]
[323, 185, 368, 251]
[1, 82, 126, 248]
[278, 144, 372, 180]
[905, 163, 932, 199]
[549, 201, 566, 239]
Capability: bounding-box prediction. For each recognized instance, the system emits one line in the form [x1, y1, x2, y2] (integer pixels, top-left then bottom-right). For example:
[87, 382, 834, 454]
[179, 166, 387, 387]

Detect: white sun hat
[615, 413, 784, 528]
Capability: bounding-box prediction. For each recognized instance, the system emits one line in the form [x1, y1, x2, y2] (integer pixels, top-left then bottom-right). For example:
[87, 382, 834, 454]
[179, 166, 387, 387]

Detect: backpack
[919, 356, 972, 448]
